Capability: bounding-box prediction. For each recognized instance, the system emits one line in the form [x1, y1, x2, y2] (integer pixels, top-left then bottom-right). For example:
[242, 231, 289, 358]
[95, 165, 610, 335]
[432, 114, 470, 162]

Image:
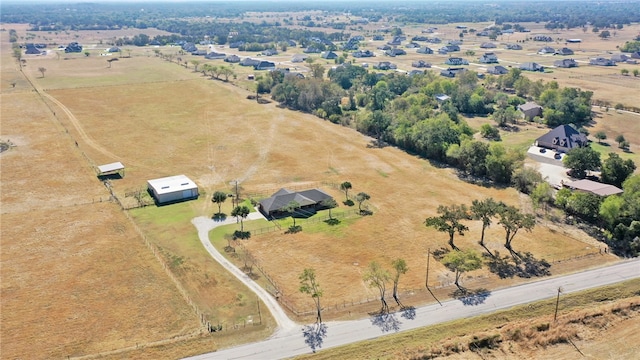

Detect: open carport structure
[96, 161, 125, 178]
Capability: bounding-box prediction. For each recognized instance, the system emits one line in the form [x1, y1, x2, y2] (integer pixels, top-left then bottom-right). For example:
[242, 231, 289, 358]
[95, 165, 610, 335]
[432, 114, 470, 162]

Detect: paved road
[192, 215, 297, 334]
[185, 259, 639, 360]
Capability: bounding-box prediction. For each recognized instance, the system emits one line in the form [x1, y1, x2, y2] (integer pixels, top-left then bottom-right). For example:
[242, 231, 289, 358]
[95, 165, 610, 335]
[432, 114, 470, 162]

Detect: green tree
[425, 204, 471, 250]
[363, 261, 391, 313]
[299, 268, 323, 323]
[321, 197, 338, 219]
[531, 182, 554, 214]
[621, 69, 630, 76]
[231, 205, 250, 232]
[633, 69, 639, 77]
[211, 191, 228, 215]
[566, 192, 602, 221]
[283, 201, 301, 227]
[554, 188, 572, 210]
[391, 258, 408, 307]
[191, 59, 200, 72]
[355, 192, 370, 213]
[84, 51, 90, 57]
[599, 30, 611, 39]
[599, 195, 624, 229]
[601, 153, 636, 188]
[497, 205, 535, 252]
[563, 147, 602, 179]
[309, 63, 325, 79]
[470, 198, 502, 248]
[615, 134, 626, 148]
[594, 131, 607, 144]
[441, 249, 482, 290]
[340, 181, 352, 201]
[492, 106, 518, 127]
[512, 167, 543, 194]
[480, 123, 500, 140]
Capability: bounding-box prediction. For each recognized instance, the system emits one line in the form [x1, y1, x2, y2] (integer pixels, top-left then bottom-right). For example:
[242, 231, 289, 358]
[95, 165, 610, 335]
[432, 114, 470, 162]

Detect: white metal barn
[147, 175, 199, 205]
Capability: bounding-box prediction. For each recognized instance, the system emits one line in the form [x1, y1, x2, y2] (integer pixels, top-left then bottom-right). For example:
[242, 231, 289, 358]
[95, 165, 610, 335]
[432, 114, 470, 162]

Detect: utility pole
[554, 286, 562, 322]
[426, 248, 442, 306]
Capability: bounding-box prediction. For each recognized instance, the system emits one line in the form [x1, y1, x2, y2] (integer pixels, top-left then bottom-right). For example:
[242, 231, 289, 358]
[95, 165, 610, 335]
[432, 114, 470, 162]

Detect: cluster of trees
[620, 40, 640, 53]
[269, 64, 595, 187]
[425, 199, 535, 255]
[555, 175, 640, 256]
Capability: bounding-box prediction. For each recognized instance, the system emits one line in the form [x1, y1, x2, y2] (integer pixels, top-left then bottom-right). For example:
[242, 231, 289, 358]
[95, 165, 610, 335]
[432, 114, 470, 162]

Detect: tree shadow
[366, 139, 389, 148]
[212, 213, 227, 221]
[400, 306, 416, 320]
[452, 288, 491, 306]
[487, 251, 551, 279]
[370, 311, 402, 333]
[301, 323, 328, 353]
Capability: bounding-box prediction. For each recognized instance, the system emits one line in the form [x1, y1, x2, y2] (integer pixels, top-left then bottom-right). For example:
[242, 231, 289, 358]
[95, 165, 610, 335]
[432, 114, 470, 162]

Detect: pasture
[1, 18, 637, 357]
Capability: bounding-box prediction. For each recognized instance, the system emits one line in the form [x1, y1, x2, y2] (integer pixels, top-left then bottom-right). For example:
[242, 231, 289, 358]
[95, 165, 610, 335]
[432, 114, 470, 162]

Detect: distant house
[518, 102, 543, 120]
[224, 54, 241, 63]
[303, 47, 321, 54]
[435, 94, 451, 102]
[321, 51, 338, 59]
[377, 44, 392, 51]
[254, 61, 276, 71]
[240, 58, 261, 67]
[538, 46, 555, 55]
[534, 125, 587, 153]
[291, 54, 309, 63]
[416, 46, 433, 54]
[448, 40, 463, 46]
[426, 37, 442, 44]
[258, 188, 333, 217]
[373, 61, 396, 70]
[261, 48, 278, 56]
[566, 39, 582, 43]
[487, 65, 509, 75]
[412, 60, 431, 68]
[148, 40, 162, 46]
[205, 51, 226, 60]
[555, 47, 574, 56]
[387, 36, 406, 46]
[611, 54, 629, 63]
[372, 35, 385, 41]
[442, 45, 460, 52]
[229, 41, 245, 48]
[563, 179, 623, 197]
[505, 43, 522, 50]
[479, 52, 499, 64]
[554, 59, 578, 68]
[480, 42, 497, 49]
[590, 57, 616, 66]
[630, 52, 640, 59]
[353, 50, 374, 58]
[412, 35, 429, 41]
[519, 62, 544, 72]
[107, 46, 120, 53]
[385, 48, 406, 57]
[409, 69, 426, 76]
[533, 35, 553, 42]
[147, 175, 199, 205]
[440, 67, 468, 77]
[25, 44, 42, 55]
[64, 42, 83, 53]
[445, 57, 469, 65]
[405, 42, 420, 49]
[181, 43, 197, 53]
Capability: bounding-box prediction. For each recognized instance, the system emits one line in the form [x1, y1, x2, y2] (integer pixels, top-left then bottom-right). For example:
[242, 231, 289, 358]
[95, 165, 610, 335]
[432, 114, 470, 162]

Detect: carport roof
[565, 179, 623, 196]
[97, 162, 124, 174]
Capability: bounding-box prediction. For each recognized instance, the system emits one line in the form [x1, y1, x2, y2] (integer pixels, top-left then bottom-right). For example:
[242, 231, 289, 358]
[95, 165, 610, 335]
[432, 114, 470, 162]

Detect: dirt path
[191, 214, 298, 335]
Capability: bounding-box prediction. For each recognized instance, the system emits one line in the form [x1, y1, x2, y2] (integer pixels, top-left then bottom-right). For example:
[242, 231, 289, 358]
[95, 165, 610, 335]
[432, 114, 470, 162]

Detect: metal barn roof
[147, 175, 197, 195]
[97, 162, 124, 174]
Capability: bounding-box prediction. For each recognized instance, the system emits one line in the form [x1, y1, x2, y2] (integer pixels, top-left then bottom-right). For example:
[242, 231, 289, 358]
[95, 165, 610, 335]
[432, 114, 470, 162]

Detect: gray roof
[535, 125, 587, 152]
[565, 179, 623, 196]
[259, 188, 332, 213]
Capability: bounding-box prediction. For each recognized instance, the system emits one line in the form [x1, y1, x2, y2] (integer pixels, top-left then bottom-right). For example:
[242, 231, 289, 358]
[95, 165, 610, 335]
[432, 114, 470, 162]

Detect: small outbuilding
[147, 175, 199, 205]
[97, 162, 125, 178]
[563, 179, 623, 197]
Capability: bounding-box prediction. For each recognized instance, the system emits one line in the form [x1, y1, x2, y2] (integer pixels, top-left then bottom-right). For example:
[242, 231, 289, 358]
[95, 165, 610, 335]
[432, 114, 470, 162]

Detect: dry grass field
[0, 27, 275, 359]
[2, 18, 638, 358]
